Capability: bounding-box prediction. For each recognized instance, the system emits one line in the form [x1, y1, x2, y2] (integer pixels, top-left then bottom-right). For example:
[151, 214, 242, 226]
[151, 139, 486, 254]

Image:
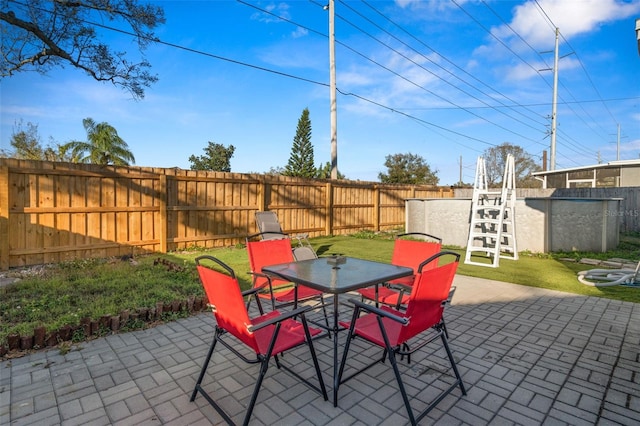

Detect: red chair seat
[358, 233, 440, 307]
[258, 285, 324, 304]
[388, 275, 415, 286]
[252, 310, 322, 355]
[339, 305, 406, 347]
[246, 235, 328, 315]
[357, 286, 410, 307]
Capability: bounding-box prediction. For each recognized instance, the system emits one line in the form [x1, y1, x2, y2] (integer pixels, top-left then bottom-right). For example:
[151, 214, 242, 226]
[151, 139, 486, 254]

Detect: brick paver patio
[1, 275, 639, 425]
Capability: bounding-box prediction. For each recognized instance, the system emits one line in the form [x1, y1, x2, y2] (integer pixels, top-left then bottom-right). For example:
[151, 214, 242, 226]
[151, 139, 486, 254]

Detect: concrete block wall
[406, 197, 621, 253]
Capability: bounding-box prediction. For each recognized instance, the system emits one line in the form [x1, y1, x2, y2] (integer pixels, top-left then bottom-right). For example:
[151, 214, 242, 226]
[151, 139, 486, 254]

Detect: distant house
[532, 160, 640, 189]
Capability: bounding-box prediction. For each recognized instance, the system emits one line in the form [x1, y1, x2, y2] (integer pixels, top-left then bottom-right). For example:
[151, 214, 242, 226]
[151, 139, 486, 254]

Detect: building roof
[532, 159, 640, 177]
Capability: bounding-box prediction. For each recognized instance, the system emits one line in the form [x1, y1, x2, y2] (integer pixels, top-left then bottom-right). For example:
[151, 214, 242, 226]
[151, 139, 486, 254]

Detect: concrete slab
[1, 275, 639, 425]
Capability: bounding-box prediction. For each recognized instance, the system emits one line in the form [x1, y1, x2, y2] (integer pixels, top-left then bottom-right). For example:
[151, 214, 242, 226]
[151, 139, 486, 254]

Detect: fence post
[258, 178, 267, 212]
[0, 166, 9, 270]
[159, 174, 168, 253]
[373, 185, 380, 232]
[325, 181, 333, 235]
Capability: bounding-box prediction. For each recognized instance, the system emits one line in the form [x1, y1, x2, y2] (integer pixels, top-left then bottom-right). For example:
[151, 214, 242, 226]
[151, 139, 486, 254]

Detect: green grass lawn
[1, 232, 639, 350]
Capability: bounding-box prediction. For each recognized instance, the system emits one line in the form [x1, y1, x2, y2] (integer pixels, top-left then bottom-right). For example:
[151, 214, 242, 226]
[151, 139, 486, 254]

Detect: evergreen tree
[284, 108, 316, 178]
[316, 161, 345, 179]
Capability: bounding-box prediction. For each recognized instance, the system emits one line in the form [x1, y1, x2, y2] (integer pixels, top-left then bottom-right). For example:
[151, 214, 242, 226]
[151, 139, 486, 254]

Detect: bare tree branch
[0, 0, 165, 99]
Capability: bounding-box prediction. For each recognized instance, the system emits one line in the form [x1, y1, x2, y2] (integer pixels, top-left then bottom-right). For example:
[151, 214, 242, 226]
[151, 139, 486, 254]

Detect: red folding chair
[338, 251, 466, 426]
[358, 232, 442, 308]
[246, 233, 326, 308]
[191, 255, 327, 426]
[246, 233, 330, 332]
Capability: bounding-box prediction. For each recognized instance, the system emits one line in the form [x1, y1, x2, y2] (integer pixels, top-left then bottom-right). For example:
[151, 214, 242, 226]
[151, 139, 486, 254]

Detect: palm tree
[62, 118, 135, 166]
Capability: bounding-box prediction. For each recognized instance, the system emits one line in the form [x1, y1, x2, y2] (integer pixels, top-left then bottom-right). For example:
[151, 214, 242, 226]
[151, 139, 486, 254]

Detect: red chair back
[196, 264, 260, 353]
[246, 238, 296, 289]
[391, 238, 442, 272]
[398, 252, 459, 343]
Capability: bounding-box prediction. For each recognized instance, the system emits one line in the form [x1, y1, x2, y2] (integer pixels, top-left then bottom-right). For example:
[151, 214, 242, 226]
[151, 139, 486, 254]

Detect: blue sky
[1, 0, 639, 185]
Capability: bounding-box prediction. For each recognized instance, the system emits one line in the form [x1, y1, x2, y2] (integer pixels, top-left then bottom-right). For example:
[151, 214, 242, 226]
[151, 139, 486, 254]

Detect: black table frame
[262, 256, 413, 406]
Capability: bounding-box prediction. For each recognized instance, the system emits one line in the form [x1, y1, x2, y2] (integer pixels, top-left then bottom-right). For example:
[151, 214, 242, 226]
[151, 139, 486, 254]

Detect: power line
[16, 0, 629, 165]
[388, 96, 640, 110]
[328, 11, 542, 143]
[243, 0, 631, 159]
[533, 0, 618, 137]
[451, 0, 550, 86]
[340, 0, 547, 132]
[465, 0, 620, 160]
[478, 0, 609, 143]
[240, 0, 502, 149]
[360, 0, 552, 129]
[76, 0, 501, 152]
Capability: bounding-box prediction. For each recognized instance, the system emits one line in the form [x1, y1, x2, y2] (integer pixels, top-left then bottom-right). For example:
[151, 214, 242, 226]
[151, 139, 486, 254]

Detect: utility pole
[459, 155, 463, 186]
[550, 27, 559, 171]
[541, 28, 574, 171]
[328, 0, 338, 179]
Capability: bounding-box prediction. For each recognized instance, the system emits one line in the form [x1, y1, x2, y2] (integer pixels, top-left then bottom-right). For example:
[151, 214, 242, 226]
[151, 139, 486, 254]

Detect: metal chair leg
[190, 332, 219, 402]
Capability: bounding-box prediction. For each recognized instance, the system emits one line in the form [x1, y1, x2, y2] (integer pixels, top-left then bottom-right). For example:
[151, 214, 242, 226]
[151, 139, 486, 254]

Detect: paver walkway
[1, 275, 639, 425]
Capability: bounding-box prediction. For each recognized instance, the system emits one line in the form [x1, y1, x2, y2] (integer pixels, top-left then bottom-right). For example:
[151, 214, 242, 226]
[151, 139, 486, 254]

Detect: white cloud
[395, 0, 471, 12]
[472, 0, 640, 87]
[1, 105, 49, 120]
[494, 0, 640, 50]
[621, 138, 640, 152]
[258, 39, 326, 69]
[251, 2, 291, 23]
[501, 54, 580, 81]
[348, 47, 444, 103]
[291, 26, 308, 38]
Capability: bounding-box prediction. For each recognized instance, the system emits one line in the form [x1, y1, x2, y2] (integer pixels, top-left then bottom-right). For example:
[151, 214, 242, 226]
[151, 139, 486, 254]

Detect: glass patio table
[262, 256, 413, 406]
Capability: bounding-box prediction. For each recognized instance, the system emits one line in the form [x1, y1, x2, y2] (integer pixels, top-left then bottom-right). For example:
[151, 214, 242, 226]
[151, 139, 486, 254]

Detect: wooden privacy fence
[0, 159, 453, 270]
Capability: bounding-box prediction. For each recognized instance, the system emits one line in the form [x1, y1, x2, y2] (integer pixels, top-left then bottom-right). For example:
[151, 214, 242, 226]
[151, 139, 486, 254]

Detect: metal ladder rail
[498, 192, 517, 260]
[498, 155, 518, 260]
[465, 192, 504, 267]
[465, 157, 503, 267]
[465, 155, 518, 267]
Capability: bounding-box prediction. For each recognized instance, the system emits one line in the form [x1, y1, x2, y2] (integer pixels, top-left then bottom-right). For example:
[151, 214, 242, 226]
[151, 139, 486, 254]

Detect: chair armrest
[347, 298, 409, 325]
[241, 287, 262, 298]
[248, 271, 274, 290]
[446, 286, 456, 303]
[248, 306, 313, 332]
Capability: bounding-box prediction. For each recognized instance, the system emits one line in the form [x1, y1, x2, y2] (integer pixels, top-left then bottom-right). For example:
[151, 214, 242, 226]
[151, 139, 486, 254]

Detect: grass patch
[1, 233, 639, 351]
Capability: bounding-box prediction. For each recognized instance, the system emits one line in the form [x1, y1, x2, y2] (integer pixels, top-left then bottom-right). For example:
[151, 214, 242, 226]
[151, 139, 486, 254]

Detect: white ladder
[464, 155, 518, 267]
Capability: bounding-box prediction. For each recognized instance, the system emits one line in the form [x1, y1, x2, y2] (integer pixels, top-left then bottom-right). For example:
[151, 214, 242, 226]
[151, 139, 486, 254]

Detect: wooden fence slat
[158, 175, 167, 253]
[0, 158, 453, 270]
[0, 166, 9, 270]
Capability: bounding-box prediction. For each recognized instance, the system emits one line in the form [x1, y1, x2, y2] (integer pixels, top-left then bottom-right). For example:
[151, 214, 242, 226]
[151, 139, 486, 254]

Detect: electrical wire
[359, 0, 550, 128]
[340, 0, 547, 132]
[457, 0, 626, 165]
[533, 0, 618, 137]
[12, 0, 632, 166]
